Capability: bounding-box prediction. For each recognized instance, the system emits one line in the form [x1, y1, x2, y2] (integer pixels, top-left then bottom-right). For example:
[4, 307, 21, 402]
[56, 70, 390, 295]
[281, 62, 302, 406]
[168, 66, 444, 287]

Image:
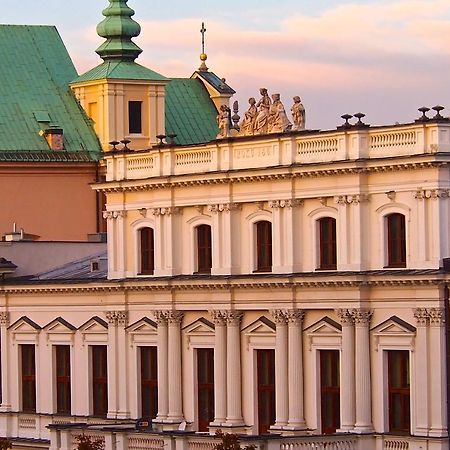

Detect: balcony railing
[104, 122, 450, 182]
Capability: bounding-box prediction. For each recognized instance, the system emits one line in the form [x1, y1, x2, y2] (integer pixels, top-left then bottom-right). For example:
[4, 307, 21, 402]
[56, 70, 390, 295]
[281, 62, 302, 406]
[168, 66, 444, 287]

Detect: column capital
[413, 307, 429, 326]
[154, 310, 169, 324]
[0, 312, 9, 327]
[270, 309, 288, 325]
[336, 309, 354, 325]
[351, 308, 373, 325]
[286, 309, 305, 325]
[167, 311, 184, 324]
[105, 311, 128, 326]
[428, 308, 445, 326]
[225, 311, 243, 325]
[210, 310, 228, 325]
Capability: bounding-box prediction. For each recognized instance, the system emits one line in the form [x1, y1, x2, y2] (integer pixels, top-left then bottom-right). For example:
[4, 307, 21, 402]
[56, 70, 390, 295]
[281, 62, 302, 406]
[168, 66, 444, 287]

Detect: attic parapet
[104, 122, 450, 182]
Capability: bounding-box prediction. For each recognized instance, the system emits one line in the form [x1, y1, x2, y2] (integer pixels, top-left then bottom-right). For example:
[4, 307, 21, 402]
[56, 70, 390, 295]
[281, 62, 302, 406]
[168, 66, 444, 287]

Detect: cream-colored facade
[0, 120, 449, 450]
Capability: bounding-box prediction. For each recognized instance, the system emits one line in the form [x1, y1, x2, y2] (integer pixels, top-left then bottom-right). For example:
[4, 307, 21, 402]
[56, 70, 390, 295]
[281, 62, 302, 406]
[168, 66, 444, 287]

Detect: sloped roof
[165, 78, 219, 145]
[0, 25, 101, 161]
[73, 60, 167, 84]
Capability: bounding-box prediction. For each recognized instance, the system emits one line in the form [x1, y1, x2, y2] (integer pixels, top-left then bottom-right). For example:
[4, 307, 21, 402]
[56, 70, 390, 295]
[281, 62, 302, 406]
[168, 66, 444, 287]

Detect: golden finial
[199, 22, 208, 71]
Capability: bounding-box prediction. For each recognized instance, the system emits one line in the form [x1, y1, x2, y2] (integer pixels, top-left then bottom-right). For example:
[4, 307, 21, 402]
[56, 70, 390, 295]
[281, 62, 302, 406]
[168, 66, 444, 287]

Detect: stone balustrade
[104, 122, 450, 182]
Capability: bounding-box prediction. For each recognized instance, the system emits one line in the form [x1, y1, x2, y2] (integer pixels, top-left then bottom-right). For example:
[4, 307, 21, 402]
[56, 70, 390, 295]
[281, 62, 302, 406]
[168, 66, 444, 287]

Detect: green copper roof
[0, 25, 101, 161]
[73, 60, 167, 84]
[165, 78, 219, 145]
[96, 0, 142, 61]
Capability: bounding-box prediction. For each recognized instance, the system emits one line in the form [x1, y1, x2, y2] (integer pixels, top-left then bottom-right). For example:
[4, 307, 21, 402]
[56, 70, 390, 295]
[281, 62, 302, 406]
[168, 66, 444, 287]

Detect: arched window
[196, 224, 212, 274]
[386, 213, 406, 268]
[255, 221, 272, 272]
[140, 227, 154, 275]
[318, 217, 337, 270]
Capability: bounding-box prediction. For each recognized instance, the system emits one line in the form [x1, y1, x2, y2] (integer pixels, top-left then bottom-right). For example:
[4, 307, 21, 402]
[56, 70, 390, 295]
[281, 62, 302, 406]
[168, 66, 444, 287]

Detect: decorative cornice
[97, 161, 449, 193]
[105, 311, 128, 326]
[336, 309, 354, 325]
[351, 308, 373, 325]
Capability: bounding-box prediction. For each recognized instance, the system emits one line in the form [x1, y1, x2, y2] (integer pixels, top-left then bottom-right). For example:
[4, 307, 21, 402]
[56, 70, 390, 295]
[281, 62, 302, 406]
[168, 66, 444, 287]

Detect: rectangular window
[387, 214, 406, 268]
[319, 218, 337, 270]
[388, 350, 410, 433]
[56, 345, 71, 414]
[21, 344, 36, 413]
[256, 221, 272, 272]
[140, 228, 155, 275]
[197, 348, 214, 431]
[256, 349, 275, 434]
[92, 345, 108, 416]
[197, 225, 212, 274]
[129, 101, 142, 134]
[320, 350, 340, 434]
[141, 346, 158, 419]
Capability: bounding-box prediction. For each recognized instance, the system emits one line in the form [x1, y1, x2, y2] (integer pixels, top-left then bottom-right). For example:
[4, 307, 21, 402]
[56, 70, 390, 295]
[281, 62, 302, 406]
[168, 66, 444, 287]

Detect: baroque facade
[0, 1, 449, 450]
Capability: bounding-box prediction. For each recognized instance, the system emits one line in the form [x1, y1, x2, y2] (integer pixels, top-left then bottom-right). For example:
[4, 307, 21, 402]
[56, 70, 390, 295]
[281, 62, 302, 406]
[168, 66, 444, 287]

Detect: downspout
[95, 163, 100, 233]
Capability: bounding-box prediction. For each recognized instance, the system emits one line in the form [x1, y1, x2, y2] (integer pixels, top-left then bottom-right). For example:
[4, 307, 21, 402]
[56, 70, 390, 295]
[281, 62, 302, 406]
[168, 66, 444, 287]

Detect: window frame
[255, 220, 272, 273]
[139, 227, 155, 275]
[197, 347, 215, 432]
[195, 224, 212, 274]
[387, 350, 411, 434]
[128, 100, 143, 134]
[21, 344, 36, 413]
[91, 345, 108, 417]
[386, 213, 406, 268]
[318, 217, 337, 270]
[140, 346, 158, 419]
[55, 345, 71, 415]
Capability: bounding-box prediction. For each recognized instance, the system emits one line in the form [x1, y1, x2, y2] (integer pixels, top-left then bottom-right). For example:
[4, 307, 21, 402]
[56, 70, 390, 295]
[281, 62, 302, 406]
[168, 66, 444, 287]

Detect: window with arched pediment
[318, 217, 337, 270]
[386, 213, 406, 268]
[139, 227, 154, 275]
[255, 220, 272, 272]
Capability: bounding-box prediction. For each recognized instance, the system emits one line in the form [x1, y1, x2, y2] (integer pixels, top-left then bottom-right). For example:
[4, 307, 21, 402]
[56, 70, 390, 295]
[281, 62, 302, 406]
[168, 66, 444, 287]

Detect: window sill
[193, 270, 211, 275]
[253, 269, 272, 273]
[138, 272, 154, 276]
[316, 267, 337, 271]
[383, 264, 407, 269]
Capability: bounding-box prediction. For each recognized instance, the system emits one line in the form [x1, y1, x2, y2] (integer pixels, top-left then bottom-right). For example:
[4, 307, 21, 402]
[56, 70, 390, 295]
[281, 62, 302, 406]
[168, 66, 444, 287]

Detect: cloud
[69, 0, 450, 129]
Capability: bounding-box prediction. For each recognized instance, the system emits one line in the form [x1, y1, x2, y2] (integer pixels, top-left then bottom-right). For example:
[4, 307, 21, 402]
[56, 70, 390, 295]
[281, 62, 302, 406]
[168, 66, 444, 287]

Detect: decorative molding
[102, 210, 127, 220]
[154, 310, 169, 325]
[285, 309, 305, 325]
[414, 188, 450, 200]
[207, 203, 241, 214]
[351, 308, 373, 325]
[210, 310, 228, 325]
[336, 309, 354, 325]
[224, 311, 243, 326]
[428, 307, 445, 326]
[268, 199, 303, 209]
[270, 309, 288, 324]
[167, 311, 184, 324]
[0, 312, 9, 327]
[334, 194, 370, 205]
[413, 308, 429, 326]
[255, 201, 265, 210]
[105, 311, 128, 326]
[152, 207, 181, 216]
[385, 191, 396, 201]
[138, 208, 148, 217]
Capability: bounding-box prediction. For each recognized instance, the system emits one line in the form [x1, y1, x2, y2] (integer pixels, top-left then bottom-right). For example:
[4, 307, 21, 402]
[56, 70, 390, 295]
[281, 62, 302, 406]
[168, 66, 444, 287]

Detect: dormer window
[129, 101, 142, 134]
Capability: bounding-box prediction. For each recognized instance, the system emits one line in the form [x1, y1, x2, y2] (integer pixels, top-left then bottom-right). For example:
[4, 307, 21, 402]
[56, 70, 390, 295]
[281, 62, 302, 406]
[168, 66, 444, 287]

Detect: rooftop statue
[291, 96, 306, 131]
[254, 88, 272, 134]
[239, 98, 257, 136]
[217, 104, 231, 139]
[268, 93, 292, 133]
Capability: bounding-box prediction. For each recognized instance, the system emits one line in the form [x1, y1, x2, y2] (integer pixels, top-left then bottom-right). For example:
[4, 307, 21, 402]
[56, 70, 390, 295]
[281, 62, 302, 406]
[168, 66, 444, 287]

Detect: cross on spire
[198, 22, 208, 71]
[200, 22, 206, 54]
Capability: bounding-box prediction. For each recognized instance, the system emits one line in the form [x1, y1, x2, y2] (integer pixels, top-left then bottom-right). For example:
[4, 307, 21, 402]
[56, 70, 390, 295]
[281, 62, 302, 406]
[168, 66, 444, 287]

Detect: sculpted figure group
[217, 88, 306, 139]
[239, 88, 305, 136]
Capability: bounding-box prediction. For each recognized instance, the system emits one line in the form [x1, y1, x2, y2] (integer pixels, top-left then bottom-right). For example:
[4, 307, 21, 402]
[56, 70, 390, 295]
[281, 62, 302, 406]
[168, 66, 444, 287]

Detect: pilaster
[154, 311, 169, 424]
[0, 312, 10, 412]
